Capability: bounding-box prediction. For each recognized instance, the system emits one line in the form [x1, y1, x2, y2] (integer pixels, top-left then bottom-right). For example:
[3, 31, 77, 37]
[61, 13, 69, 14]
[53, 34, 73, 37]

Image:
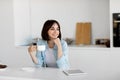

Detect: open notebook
[63, 69, 86, 76]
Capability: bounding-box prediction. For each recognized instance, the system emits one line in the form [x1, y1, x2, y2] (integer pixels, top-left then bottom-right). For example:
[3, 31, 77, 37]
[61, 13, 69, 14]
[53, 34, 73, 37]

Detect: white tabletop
[0, 67, 88, 80]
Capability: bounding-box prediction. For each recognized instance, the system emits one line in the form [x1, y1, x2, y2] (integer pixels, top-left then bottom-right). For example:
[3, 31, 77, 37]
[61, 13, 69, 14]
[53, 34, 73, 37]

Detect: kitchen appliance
[113, 13, 120, 47]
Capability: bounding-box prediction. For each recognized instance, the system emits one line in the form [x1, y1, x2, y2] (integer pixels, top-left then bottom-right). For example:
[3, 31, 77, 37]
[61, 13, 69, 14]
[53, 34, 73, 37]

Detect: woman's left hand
[53, 38, 62, 58]
[53, 38, 61, 47]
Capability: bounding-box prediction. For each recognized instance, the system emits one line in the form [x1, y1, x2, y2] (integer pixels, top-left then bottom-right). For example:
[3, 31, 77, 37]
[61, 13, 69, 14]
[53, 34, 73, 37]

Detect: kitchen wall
[0, 0, 120, 80]
[14, 0, 110, 46]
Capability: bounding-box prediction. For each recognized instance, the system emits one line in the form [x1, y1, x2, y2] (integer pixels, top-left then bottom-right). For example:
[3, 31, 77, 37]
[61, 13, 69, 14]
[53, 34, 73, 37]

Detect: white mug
[37, 45, 45, 51]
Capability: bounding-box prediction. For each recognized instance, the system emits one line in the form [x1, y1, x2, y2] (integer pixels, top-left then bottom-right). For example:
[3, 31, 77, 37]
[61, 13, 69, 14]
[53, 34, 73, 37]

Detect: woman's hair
[41, 20, 61, 40]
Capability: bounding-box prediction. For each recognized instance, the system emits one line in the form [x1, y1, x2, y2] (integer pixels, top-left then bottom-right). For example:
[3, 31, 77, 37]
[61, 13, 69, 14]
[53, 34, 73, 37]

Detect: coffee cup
[37, 45, 45, 51]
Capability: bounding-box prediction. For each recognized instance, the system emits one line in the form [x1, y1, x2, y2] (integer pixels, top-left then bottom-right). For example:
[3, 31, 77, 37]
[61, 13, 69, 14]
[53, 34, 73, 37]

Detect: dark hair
[41, 20, 61, 40]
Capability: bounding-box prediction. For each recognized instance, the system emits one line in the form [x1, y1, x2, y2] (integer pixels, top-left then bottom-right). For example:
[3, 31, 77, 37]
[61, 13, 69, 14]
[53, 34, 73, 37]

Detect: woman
[28, 20, 70, 70]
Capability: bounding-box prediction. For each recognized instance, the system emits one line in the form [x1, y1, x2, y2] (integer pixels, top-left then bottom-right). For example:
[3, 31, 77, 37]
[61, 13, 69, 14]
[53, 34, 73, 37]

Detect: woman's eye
[50, 27, 59, 31]
[50, 28, 54, 30]
[57, 28, 59, 31]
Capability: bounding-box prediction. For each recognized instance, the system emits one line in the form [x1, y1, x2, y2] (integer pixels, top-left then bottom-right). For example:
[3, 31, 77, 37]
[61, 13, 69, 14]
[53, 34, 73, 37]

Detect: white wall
[14, 0, 110, 46]
[0, 0, 120, 80]
[30, 0, 110, 40]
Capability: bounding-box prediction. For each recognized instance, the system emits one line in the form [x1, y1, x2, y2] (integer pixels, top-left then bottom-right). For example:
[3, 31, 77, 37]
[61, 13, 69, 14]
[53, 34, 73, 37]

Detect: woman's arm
[53, 38, 63, 59]
[28, 45, 38, 64]
[54, 39, 70, 70]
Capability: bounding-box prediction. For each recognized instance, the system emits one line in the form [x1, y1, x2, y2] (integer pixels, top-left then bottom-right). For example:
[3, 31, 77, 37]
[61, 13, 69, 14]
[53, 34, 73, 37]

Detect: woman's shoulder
[61, 39, 68, 45]
[60, 39, 68, 50]
[61, 39, 66, 43]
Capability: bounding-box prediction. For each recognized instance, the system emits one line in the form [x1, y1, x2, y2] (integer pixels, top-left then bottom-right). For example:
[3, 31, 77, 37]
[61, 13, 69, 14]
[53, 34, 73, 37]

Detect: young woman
[28, 20, 70, 70]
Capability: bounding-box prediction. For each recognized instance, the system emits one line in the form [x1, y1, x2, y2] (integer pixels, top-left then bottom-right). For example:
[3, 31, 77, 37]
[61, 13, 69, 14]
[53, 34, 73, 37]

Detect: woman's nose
[54, 30, 58, 33]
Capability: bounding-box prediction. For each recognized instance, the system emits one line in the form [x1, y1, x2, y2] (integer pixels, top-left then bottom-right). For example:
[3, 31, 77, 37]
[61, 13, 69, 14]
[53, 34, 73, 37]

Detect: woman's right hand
[28, 45, 38, 64]
[28, 45, 37, 54]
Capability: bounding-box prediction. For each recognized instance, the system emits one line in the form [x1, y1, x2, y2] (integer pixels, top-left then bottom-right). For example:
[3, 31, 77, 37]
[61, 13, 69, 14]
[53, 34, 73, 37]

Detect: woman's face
[48, 23, 60, 40]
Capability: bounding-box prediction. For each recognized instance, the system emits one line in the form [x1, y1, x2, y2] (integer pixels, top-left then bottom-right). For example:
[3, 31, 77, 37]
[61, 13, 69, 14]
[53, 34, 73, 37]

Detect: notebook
[63, 69, 85, 76]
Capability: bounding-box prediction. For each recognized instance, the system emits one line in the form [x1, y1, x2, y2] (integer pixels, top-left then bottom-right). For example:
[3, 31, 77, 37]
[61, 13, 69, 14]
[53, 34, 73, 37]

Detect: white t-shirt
[45, 48, 57, 67]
